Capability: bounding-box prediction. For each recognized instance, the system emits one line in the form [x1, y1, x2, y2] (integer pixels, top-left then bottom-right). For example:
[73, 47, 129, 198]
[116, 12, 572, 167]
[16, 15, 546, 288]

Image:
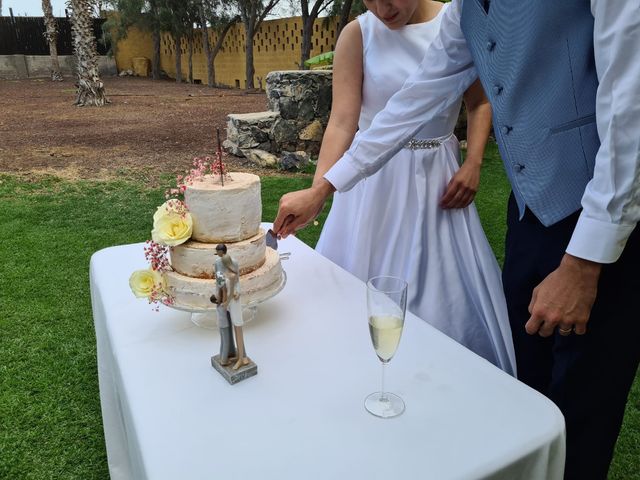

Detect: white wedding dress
[316, 7, 516, 375]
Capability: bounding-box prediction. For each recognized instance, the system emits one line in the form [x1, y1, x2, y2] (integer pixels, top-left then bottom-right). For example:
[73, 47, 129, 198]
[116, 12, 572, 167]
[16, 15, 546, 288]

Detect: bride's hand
[273, 180, 335, 238]
[440, 159, 481, 209]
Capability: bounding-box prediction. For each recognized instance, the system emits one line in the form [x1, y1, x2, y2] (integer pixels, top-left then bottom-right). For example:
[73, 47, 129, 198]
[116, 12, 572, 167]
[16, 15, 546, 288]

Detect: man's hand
[526, 254, 601, 337]
[273, 179, 335, 238]
[440, 159, 481, 209]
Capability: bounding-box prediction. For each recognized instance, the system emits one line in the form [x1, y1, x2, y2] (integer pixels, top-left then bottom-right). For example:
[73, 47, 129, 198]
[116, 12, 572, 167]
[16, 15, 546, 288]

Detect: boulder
[224, 111, 279, 157]
[242, 149, 279, 168]
[280, 151, 310, 171]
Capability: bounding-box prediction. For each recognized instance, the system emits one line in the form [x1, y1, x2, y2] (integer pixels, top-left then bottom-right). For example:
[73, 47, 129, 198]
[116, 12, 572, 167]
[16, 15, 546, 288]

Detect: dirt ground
[0, 76, 281, 183]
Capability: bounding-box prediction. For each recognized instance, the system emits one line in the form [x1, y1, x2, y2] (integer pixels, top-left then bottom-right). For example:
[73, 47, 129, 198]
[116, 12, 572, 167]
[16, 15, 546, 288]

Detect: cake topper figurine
[210, 244, 257, 384]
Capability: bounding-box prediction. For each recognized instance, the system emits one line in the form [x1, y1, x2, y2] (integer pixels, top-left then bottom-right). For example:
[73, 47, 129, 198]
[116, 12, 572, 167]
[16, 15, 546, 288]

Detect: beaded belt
[404, 133, 452, 150]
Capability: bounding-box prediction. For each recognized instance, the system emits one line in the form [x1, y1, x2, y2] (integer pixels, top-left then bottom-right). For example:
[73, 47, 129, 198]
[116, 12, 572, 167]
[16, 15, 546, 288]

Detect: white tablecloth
[90, 229, 565, 480]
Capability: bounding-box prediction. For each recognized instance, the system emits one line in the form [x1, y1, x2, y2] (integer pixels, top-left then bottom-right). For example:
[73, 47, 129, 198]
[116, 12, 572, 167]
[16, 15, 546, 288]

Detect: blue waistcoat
[460, 0, 600, 226]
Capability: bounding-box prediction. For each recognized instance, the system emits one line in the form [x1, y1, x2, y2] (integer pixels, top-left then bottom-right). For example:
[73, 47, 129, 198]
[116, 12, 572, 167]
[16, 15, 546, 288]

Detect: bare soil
[0, 76, 285, 184]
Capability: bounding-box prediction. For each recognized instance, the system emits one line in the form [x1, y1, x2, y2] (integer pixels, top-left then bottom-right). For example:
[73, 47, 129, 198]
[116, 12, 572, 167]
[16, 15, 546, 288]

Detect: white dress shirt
[324, 0, 640, 264]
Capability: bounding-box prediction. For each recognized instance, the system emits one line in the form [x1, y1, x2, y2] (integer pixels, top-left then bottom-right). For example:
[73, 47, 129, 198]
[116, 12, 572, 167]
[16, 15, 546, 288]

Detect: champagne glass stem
[380, 361, 387, 402]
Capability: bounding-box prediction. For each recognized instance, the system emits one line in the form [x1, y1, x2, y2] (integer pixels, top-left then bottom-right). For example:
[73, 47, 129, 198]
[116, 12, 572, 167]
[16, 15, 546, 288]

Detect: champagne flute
[365, 275, 407, 418]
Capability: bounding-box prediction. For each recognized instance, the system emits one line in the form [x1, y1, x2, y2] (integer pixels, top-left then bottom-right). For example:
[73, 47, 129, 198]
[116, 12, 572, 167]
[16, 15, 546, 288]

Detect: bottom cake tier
[164, 247, 283, 310]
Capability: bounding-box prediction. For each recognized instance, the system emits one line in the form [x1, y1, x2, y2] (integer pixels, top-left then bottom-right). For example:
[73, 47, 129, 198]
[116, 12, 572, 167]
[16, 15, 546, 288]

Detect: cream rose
[151, 200, 193, 246]
[129, 269, 166, 299]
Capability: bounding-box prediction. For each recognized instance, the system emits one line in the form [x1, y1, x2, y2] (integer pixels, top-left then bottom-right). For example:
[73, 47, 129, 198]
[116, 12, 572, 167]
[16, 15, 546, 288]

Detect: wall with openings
[114, 15, 340, 88]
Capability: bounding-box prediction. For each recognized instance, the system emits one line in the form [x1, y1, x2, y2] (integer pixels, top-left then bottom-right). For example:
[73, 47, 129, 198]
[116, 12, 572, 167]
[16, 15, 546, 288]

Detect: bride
[274, 0, 516, 374]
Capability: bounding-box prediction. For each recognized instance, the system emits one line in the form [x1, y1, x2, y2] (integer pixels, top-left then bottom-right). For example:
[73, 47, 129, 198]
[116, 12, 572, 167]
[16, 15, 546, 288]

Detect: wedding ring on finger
[558, 326, 573, 336]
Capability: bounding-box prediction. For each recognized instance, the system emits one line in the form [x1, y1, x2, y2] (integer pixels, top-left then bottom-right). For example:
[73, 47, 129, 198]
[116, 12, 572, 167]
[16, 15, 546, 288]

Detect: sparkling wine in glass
[365, 275, 407, 418]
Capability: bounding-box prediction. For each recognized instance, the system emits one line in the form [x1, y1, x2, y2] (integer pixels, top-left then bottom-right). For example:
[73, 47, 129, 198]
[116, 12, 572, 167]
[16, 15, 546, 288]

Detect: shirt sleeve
[324, 0, 478, 192]
[566, 0, 640, 263]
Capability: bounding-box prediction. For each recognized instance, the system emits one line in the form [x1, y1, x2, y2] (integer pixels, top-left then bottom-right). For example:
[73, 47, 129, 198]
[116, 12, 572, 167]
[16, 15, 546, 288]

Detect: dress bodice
[358, 6, 462, 139]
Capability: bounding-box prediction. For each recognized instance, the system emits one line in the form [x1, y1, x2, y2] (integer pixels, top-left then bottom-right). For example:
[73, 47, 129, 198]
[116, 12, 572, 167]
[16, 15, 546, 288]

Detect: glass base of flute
[365, 276, 407, 419]
[364, 365, 405, 418]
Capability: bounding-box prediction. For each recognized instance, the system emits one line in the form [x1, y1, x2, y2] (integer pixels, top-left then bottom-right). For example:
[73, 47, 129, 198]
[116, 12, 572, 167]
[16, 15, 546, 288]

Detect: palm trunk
[67, 0, 107, 106]
[42, 0, 63, 81]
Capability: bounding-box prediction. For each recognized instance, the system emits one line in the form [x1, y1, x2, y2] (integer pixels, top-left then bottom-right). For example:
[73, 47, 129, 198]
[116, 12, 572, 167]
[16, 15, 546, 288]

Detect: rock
[224, 111, 278, 156]
[242, 149, 279, 168]
[280, 151, 310, 171]
[222, 139, 243, 157]
[271, 118, 299, 147]
[298, 120, 324, 142]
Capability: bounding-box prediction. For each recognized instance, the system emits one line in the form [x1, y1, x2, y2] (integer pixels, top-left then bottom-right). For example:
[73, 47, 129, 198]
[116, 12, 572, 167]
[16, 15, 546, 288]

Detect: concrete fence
[0, 54, 117, 79]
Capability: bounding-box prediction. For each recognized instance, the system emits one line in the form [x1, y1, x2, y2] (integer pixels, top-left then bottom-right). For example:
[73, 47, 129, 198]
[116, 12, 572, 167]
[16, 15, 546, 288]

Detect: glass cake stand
[165, 270, 287, 329]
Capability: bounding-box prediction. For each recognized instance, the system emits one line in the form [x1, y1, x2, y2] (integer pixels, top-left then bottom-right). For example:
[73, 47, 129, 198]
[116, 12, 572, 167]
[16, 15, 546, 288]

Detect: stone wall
[223, 70, 332, 170]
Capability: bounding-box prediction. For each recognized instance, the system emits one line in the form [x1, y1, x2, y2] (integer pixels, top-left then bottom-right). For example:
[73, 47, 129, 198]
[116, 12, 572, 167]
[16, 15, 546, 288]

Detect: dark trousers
[502, 194, 640, 480]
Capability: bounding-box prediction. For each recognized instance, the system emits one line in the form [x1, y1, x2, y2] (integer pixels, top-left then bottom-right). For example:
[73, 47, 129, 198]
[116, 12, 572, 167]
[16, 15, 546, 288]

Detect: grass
[0, 144, 637, 479]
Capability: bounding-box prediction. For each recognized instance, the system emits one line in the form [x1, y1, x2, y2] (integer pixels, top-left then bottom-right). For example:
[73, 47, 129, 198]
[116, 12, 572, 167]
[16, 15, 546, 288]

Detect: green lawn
[0, 143, 637, 478]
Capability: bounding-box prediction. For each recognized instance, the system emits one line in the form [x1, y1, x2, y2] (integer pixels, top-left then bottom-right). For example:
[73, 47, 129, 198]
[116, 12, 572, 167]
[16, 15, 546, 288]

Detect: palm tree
[66, 0, 107, 106]
[42, 0, 63, 81]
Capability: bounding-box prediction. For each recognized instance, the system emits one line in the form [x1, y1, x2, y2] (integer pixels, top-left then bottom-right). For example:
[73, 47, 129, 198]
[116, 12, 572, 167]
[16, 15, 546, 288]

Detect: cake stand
[165, 271, 287, 329]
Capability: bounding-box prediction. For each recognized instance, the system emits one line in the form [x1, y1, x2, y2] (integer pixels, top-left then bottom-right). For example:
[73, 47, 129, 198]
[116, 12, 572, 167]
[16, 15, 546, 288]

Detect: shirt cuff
[323, 153, 366, 193]
[566, 213, 636, 264]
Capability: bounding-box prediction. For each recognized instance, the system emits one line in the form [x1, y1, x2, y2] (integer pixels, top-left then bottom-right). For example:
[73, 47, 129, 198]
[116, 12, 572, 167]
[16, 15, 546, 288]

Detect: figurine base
[211, 355, 258, 385]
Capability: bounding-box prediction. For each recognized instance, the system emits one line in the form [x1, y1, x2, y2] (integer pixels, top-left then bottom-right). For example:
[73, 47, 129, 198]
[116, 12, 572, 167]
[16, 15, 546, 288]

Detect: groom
[273, 1, 639, 478]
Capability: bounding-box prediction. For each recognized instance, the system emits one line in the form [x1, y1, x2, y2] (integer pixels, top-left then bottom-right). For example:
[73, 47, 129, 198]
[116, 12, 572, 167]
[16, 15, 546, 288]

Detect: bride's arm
[312, 21, 363, 185]
[274, 21, 363, 236]
[440, 79, 492, 209]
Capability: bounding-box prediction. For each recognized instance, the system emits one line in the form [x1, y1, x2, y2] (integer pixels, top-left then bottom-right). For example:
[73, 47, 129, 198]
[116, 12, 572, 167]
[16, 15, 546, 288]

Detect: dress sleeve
[566, 0, 640, 263]
[325, 0, 477, 192]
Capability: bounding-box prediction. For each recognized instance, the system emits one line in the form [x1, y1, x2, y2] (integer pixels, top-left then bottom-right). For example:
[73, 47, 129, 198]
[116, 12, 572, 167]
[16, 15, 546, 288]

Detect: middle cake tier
[170, 228, 267, 278]
[165, 247, 283, 309]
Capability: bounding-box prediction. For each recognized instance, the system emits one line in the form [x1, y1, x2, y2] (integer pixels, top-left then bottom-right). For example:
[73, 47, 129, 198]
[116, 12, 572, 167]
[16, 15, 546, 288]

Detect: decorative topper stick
[216, 128, 224, 187]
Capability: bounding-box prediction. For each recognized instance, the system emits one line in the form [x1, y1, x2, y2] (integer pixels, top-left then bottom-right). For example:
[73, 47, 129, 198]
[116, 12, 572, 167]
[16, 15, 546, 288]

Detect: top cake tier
[184, 172, 261, 243]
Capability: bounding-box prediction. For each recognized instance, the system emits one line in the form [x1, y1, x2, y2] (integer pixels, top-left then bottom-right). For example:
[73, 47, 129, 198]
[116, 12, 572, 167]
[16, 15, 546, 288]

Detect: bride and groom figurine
[210, 244, 256, 384]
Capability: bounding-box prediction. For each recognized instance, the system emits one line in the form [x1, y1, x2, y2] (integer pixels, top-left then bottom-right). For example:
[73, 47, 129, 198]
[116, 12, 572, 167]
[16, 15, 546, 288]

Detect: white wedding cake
[129, 169, 284, 312]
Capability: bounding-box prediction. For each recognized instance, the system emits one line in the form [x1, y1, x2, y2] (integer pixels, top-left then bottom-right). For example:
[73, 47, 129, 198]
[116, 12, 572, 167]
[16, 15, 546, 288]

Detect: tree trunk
[175, 33, 182, 83]
[199, 5, 214, 87]
[337, 0, 353, 37]
[300, 16, 314, 69]
[150, 0, 160, 80]
[42, 0, 63, 81]
[67, 0, 107, 106]
[188, 31, 194, 84]
[244, 22, 254, 89]
[210, 17, 239, 88]
[152, 28, 160, 80]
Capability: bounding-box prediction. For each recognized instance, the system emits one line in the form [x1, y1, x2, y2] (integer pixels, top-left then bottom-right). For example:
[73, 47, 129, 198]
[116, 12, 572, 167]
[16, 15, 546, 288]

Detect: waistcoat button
[501, 125, 512, 135]
[486, 40, 496, 51]
[493, 85, 503, 95]
[513, 164, 524, 173]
